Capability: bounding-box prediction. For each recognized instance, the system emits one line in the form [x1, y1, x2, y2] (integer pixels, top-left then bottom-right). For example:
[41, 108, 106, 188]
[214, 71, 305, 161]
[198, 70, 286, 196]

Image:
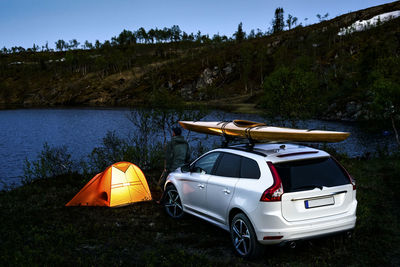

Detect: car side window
[213, 153, 241, 178]
[240, 157, 261, 179]
[192, 152, 221, 174]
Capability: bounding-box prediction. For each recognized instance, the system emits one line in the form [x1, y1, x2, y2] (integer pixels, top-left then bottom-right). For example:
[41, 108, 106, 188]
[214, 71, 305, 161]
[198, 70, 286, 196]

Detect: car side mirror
[181, 164, 191, 173]
[192, 166, 205, 174]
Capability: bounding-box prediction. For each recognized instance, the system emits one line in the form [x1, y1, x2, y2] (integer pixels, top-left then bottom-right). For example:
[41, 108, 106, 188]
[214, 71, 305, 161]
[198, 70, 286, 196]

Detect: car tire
[164, 184, 184, 219]
[230, 213, 263, 259]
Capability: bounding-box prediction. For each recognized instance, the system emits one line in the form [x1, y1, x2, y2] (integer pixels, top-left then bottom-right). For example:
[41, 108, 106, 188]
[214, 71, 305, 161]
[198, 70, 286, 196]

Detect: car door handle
[197, 184, 205, 189]
[223, 189, 231, 194]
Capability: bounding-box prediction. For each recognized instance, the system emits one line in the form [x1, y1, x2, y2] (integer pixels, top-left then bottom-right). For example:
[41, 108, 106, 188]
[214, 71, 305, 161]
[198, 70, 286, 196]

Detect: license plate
[305, 197, 335, 209]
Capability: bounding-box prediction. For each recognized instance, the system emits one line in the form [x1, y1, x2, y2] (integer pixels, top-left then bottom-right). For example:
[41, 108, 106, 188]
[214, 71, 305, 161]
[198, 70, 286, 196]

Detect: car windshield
[274, 157, 350, 192]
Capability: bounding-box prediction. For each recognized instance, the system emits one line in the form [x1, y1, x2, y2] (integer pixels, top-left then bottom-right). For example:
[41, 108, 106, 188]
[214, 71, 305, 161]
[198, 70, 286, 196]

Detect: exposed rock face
[180, 83, 196, 100]
[326, 101, 370, 121]
[346, 101, 361, 116]
[223, 65, 233, 75]
[179, 63, 235, 100]
[196, 68, 214, 89]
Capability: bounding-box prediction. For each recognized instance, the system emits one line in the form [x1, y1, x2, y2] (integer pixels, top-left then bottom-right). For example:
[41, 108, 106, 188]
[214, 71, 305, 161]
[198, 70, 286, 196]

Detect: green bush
[366, 57, 400, 147]
[126, 107, 209, 165]
[261, 66, 319, 120]
[87, 130, 164, 173]
[87, 131, 128, 172]
[23, 143, 75, 184]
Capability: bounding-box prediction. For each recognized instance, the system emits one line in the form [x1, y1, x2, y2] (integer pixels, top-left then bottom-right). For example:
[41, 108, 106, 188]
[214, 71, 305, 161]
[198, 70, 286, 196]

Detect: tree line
[1, 8, 329, 54]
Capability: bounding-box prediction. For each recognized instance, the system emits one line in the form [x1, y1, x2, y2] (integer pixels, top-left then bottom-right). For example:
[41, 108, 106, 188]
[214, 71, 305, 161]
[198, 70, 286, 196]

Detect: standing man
[158, 126, 190, 191]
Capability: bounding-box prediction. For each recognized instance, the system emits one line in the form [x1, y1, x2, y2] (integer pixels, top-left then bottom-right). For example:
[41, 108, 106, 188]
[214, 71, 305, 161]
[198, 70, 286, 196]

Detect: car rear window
[240, 157, 260, 179]
[274, 157, 350, 192]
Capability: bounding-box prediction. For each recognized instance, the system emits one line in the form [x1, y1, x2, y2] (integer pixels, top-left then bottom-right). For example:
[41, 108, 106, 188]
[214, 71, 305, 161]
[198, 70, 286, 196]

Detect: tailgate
[281, 184, 354, 222]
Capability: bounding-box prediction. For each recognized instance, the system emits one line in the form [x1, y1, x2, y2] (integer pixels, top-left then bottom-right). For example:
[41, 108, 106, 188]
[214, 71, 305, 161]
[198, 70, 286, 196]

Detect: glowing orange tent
[66, 162, 152, 207]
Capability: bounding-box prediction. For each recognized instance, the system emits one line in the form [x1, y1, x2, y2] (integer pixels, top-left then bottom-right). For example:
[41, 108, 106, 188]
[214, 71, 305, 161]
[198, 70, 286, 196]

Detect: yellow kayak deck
[179, 120, 350, 143]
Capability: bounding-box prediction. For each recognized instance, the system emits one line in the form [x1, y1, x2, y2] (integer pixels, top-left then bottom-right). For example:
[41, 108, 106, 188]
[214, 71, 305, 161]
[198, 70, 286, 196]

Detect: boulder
[180, 83, 195, 100]
[223, 64, 233, 75]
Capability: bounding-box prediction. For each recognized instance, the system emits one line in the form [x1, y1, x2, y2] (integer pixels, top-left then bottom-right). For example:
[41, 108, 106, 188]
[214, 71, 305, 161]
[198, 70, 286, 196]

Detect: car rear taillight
[332, 157, 356, 190]
[260, 162, 284, 202]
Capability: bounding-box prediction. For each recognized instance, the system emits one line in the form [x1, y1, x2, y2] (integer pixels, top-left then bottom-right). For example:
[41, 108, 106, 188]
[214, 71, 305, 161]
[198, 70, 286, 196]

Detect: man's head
[172, 127, 182, 136]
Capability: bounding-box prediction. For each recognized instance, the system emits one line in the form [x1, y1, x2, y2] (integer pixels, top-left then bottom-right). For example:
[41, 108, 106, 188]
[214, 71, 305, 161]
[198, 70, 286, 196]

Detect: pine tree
[272, 7, 285, 33]
[55, 39, 67, 51]
[234, 22, 245, 42]
[286, 14, 298, 30]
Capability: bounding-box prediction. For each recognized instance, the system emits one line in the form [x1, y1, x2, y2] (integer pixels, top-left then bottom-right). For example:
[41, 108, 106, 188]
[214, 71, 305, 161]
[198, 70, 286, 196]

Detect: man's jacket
[166, 135, 190, 172]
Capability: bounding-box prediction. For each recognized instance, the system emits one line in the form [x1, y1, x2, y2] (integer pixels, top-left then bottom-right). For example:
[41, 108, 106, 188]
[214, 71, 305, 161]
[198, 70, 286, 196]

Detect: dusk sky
[0, 0, 396, 49]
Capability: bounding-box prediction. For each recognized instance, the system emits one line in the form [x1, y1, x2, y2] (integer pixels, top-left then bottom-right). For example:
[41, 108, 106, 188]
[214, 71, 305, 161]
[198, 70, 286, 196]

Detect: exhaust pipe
[289, 241, 296, 249]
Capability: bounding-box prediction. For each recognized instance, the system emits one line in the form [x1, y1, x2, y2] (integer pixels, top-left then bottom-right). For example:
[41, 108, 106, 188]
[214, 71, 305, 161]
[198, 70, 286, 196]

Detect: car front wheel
[164, 185, 184, 219]
[230, 213, 263, 259]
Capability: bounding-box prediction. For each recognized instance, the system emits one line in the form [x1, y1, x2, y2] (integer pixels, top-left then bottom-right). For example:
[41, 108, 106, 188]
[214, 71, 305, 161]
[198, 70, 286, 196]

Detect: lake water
[0, 108, 396, 189]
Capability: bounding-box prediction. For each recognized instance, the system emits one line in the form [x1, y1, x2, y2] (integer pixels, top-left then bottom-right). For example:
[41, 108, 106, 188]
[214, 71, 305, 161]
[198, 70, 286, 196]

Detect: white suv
[163, 143, 357, 258]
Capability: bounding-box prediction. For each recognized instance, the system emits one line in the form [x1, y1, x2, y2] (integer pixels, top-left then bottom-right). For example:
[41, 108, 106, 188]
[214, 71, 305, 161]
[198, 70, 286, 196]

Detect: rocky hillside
[1, 1, 399, 123]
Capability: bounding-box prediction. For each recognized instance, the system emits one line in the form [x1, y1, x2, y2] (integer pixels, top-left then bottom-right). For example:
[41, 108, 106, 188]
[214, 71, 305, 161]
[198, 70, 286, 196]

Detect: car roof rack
[220, 135, 319, 157]
[220, 134, 268, 156]
[222, 146, 267, 157]
[221, 134, 255, 149]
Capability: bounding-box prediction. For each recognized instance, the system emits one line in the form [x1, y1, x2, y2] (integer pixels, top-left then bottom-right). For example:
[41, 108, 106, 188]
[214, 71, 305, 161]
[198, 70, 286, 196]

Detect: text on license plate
[305, 197, 335, 209]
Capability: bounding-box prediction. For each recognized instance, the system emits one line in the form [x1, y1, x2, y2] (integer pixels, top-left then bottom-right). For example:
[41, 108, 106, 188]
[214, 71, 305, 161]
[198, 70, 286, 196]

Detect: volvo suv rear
[163, 143, 357, 259]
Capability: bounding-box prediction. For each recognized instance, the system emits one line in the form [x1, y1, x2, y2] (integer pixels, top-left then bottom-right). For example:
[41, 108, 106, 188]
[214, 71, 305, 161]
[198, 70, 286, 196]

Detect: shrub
[22, 143, 75, 184]
[127, 107, 209, 165]
[87, 130, 164, 173]
[87, 131, 128, 172]
[367, 57, 400, 147]
[261, 66, 319, 120]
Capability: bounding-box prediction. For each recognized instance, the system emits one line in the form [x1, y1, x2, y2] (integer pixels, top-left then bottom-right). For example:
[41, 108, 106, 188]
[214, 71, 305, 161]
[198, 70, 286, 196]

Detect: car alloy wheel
[230, 213, 262, 259]
[164, 185, 184, 218]
[232, 218, 251, 256]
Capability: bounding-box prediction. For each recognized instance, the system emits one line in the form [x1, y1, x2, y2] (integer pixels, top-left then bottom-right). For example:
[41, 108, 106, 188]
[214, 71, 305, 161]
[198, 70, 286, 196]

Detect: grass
[1, 158, 399, 266]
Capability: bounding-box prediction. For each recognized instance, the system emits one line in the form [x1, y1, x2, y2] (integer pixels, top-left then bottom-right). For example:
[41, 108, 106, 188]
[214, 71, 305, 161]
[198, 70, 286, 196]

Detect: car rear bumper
[249, 201, 357, 245]
[257, 216, 356, 245]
